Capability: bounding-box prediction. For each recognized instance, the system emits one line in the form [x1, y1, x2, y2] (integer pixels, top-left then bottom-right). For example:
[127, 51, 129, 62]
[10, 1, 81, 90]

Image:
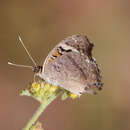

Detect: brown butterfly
[8, 34, 103, 95]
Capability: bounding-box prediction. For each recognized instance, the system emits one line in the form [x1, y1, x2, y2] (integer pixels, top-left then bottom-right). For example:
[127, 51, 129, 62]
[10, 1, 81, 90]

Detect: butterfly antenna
[8, 61, 33, 69]
[18, 35, 37, 66]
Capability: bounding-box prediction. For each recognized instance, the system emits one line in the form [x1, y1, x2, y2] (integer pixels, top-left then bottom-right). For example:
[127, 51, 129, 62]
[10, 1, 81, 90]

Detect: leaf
[61, 92, 68, 101]
[20, 89, 31, 96]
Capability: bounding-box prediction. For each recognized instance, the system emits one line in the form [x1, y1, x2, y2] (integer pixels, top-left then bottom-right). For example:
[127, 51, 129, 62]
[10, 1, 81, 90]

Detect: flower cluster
[20, 80, 79, 102]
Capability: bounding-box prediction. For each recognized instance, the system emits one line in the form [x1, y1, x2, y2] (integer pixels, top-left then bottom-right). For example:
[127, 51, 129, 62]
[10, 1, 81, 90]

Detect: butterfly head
[33, 66, 43, 74]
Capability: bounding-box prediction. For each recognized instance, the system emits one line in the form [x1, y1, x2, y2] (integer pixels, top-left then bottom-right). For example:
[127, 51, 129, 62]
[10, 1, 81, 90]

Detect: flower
[20, 80, 79, 102]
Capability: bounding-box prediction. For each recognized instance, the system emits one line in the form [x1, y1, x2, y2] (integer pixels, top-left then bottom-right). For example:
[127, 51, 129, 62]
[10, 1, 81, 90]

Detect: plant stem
[23, 91, 61, 130]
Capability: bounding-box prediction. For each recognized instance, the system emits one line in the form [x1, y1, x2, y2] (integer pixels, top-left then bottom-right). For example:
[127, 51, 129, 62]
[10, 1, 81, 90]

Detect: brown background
[1, 0, 130, 130]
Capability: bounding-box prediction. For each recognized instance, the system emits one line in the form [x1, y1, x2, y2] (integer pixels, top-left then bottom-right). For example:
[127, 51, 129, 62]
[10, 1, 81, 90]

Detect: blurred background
[1, 0, 130, 130]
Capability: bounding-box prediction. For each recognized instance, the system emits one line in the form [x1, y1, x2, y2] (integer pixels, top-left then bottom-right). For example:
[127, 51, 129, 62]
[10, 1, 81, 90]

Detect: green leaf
[20, 89, 31, 96]
[61, 92, 68, 101]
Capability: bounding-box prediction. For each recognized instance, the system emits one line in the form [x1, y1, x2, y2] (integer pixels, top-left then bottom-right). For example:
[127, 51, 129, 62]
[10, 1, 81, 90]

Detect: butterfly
[8, 34, 103, 95]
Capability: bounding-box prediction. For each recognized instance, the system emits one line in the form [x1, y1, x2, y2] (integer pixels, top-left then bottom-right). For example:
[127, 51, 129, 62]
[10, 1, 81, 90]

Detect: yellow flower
[31, 82, 40, 92]
[49, 86, 58, 92]
[69, 93, 79, 99]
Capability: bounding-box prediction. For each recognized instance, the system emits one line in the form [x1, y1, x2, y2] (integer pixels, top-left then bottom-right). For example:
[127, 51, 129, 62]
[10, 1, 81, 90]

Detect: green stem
[23, 91, 62, 130]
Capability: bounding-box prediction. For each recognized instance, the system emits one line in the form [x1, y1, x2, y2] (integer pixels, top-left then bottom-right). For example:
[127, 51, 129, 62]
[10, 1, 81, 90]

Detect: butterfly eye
[33, 66, 42, 73]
